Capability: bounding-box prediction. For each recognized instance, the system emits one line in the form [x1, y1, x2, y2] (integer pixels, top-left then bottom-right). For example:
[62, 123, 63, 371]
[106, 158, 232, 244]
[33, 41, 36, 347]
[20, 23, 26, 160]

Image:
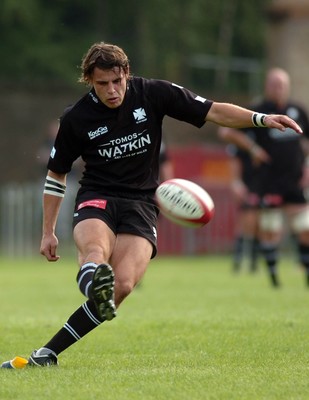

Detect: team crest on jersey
[133, 108, 147, 123]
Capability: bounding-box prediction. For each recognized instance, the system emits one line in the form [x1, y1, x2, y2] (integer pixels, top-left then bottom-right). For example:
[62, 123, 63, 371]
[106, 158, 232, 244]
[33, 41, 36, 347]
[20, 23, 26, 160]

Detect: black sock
[233, 236, 244, 270]
[249, 237, 260, 271]
[76, 262, 97, 298]
[43, 300, 103, 355]
[297, 242, 309, 285]
[260, 242, 279, 286]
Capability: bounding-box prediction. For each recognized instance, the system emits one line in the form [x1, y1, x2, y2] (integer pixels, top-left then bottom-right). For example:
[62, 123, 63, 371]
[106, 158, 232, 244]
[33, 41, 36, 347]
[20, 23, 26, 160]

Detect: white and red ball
[155, 178, 215, 228]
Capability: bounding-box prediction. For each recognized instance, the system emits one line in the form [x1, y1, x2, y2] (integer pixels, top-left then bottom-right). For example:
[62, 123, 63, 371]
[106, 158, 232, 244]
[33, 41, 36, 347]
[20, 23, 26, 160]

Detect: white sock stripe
[64, 323, 81, 340]
[80, 262, 98, 271]
[84, 281, 92, 298]
[77, 268, 96, 287]
[82, 302, 102, 325]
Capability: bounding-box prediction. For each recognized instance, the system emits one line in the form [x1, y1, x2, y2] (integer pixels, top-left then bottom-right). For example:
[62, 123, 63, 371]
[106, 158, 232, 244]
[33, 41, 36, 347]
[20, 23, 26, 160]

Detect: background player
[220, 68, 309, 287]
[226, 143, 261, 273]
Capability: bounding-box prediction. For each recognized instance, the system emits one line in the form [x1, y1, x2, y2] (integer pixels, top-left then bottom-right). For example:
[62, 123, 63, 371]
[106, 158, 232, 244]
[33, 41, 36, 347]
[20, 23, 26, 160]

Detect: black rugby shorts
[72, 193, 159, 258]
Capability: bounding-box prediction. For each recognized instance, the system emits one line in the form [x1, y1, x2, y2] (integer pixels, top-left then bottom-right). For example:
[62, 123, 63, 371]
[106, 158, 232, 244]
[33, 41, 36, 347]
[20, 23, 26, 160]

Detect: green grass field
[1, 254, 309, 400]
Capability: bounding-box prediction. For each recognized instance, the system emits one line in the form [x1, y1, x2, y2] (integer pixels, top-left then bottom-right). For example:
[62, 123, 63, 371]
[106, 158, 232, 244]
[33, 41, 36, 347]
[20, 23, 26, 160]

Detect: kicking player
[1, 45, 302, 367]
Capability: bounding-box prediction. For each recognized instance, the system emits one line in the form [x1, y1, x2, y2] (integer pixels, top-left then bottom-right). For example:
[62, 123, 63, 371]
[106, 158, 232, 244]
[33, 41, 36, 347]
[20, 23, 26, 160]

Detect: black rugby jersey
[230, 145, 257, 190]
[244, 100, 309, 189]
[48, 77, 212, 197]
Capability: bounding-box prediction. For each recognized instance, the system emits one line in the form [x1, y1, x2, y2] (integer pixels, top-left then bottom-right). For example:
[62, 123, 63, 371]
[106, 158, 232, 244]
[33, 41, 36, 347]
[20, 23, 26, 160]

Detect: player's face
[265, 71, 290, 107]
[90, 67, 128, 108]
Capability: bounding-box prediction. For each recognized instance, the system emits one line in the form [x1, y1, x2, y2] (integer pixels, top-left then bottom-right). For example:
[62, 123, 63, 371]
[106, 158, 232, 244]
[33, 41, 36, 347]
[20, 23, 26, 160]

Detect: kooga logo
[88, 126, 108, 140]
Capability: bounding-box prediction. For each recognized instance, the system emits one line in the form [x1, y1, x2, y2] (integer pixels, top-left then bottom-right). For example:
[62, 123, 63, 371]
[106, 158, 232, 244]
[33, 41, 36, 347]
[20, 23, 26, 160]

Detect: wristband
[43, 176, 66, 197]
[252, 112, 267, 127]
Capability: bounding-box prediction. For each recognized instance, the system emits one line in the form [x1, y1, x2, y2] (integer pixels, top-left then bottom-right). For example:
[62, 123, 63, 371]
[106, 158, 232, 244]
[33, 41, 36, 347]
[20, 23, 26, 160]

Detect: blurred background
[1, 0, 309, 257]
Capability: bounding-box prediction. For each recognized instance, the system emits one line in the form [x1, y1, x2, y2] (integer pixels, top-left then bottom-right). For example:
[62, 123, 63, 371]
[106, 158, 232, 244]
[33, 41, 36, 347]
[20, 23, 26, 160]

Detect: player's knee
[291, 208, 309, 233]
[115, 278, 134, 305]
[78, 245, 107, 266]
[259, 209, 284, 232]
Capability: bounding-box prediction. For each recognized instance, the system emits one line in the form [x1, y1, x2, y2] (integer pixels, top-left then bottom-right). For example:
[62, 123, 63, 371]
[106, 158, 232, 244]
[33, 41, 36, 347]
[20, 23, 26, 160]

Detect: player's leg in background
[287, 204, 309, 287]
[242, 206, 260, 273]
[258, 208, 283, 287]
[232, 207, 260, 273]
[231, 187, 261, 274]
[232, 208, 245, 272]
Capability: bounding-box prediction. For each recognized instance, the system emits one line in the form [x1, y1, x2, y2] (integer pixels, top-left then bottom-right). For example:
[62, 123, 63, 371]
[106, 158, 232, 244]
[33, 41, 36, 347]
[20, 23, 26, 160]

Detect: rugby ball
[155, 178, 214, 228]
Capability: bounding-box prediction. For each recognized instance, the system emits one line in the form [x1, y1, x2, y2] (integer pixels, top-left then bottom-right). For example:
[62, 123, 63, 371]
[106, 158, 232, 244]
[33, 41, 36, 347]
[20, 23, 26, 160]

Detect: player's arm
[206, 102, 303, 133]
[40, 170, 67, 262]
[228, 156, 248, 203]
[218, 126, 270, 165]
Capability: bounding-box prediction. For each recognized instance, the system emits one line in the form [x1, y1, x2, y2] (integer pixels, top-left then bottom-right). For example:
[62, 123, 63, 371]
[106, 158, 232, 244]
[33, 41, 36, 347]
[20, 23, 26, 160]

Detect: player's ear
[124, 66, 130, 79]
[86, 73, 94, 87]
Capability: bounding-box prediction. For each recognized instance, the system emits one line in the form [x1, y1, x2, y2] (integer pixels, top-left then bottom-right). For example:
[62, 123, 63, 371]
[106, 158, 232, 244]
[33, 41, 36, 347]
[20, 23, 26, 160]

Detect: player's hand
[40, 233, 60, 262]
[264, 114, 303, 134]
[249, 144, 271, 166]
[230, 179, 248, 202]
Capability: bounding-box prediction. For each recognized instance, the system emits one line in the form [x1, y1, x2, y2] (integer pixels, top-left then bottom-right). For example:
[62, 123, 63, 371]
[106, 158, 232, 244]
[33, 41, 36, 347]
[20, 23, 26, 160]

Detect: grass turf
[1, 254, 309, 400]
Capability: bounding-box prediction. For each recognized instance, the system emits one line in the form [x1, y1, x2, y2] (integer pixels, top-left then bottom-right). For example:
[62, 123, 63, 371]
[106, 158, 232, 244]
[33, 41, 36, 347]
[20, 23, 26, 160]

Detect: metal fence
[0, 182, 79, 257]
[1, 183, 42, 257]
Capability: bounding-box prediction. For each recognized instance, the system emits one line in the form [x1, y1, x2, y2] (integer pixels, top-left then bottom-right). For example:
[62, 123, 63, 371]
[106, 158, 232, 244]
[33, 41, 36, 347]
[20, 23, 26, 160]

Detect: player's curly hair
[79, 42, 130, 85]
